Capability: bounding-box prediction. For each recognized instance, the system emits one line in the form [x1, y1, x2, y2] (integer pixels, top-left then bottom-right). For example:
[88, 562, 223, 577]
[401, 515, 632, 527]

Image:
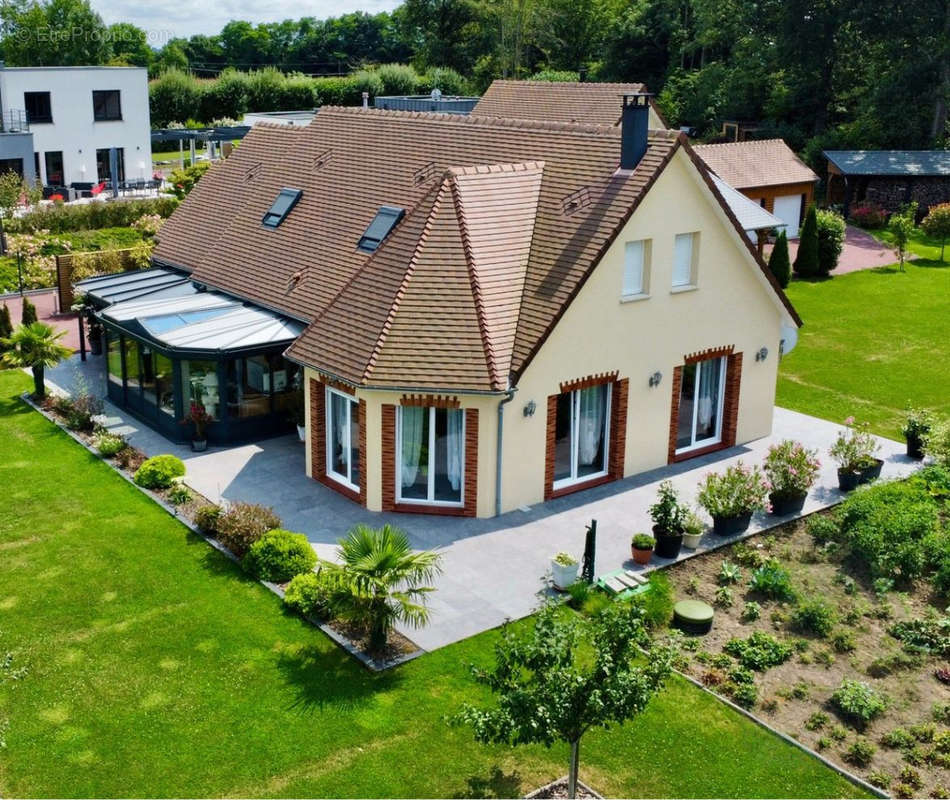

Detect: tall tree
[1, 0, 111, 65]
[107, 22, 151, 67]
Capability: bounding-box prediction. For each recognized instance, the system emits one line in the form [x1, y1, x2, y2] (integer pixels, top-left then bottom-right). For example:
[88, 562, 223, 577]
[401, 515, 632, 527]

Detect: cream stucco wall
[302, 147, 796, 518]
[497, 147, 793, 513]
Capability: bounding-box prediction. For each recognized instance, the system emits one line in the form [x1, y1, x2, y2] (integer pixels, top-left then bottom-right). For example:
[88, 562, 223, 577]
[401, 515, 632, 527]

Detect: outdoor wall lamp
[756, 346, 769, 362]
[648, 371, 662, 388]
[523, 400, 537, 417]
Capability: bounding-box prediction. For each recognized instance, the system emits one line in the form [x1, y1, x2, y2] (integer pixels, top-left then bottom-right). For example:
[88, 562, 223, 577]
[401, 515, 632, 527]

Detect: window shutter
[622, 240, 644, 296]
[673, 233, 693, 286]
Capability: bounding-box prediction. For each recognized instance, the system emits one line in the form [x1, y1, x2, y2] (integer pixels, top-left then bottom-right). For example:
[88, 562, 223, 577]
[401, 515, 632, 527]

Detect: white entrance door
[773, 194, 803, 238]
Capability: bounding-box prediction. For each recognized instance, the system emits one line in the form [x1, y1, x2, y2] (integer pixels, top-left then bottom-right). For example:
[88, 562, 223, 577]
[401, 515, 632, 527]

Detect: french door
[675, 356, 726, 453]
[326, 387, 360, 491]
[553, 383, 612, 490]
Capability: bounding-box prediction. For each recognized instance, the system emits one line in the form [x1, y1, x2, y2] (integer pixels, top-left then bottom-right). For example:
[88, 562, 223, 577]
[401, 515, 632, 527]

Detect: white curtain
[697, 358, 720, 431]
[400, 407, 425, 488]
[446, 409, 464, 491]
[332, 394, 347, 470]
[577, 386, 606, 466]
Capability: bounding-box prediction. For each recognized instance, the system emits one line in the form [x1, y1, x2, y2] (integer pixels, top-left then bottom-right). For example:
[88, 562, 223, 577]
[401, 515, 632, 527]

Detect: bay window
[553, 383, 611, 489]
[326, 387, 360, 490]
[676, 356, 725, 452]
[397, 406, 464, 505]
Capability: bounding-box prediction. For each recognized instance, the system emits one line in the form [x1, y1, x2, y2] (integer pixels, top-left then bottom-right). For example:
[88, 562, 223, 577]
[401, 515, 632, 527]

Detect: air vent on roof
[561, 186, 592, 216]
[313, 148, 332, 170]
[413, 161, 438, 186]
[262, 188, 302, 229]
[357, 206, 405, 252]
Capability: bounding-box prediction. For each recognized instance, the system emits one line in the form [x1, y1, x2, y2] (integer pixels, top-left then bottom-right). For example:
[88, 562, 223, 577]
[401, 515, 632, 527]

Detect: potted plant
[631, 533, 655, 565]
[681, 510, 705, 549]
[829, 417, 881, 491]
[182, 402, 212, 452]
[902, 407, 933, 460]
[648, 480, 687, 559]
[697, 461, 769, 536]
[551, 552, 579, 590]
[763, 440, 821, 516]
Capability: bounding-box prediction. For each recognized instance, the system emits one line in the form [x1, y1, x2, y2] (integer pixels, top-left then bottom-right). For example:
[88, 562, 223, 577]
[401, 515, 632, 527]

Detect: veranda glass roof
[78, 268, 305, 353]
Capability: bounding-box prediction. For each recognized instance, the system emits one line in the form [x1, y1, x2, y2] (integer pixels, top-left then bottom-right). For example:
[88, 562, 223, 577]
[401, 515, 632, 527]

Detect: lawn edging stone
[21, 391, 426, 673]
[673, 668, 888, 799]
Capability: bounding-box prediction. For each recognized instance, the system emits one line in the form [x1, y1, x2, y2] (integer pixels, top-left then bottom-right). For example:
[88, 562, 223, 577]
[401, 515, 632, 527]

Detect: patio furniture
[673, 600, 714, 634]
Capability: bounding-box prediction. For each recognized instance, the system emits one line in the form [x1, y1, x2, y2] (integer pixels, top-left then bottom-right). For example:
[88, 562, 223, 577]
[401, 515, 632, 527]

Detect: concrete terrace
[44, 354, 919, 652]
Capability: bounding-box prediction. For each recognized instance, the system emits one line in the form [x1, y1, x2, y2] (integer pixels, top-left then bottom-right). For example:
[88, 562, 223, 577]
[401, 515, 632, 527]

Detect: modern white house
[0, 65, 152, 191]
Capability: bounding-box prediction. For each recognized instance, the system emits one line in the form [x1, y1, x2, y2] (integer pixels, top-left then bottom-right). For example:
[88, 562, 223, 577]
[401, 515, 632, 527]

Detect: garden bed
[664, 497, 950, 798]
[29, 390, 425, 670]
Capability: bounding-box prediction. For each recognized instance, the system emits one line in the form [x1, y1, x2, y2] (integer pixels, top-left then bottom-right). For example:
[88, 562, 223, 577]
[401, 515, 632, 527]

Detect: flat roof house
[88, 97, 800, 518]
[0, 65, 151, 193]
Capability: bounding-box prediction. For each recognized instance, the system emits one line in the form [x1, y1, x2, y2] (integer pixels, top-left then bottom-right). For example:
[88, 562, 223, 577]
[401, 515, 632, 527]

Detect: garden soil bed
[665, 514, 950, 798]
[525, 777, 603, 799]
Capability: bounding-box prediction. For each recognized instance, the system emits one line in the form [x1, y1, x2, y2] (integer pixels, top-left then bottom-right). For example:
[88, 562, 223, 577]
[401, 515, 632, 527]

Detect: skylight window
[357, 206, 405, 252]
[262, 188, 302, 229]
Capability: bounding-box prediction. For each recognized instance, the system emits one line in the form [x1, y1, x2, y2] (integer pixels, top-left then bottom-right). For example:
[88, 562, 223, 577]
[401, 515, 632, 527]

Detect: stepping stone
[604, 576, 626, 594]
[673, 600, 714, 635]
[624, 569, 647, 585]
[616, 573, 638, 589]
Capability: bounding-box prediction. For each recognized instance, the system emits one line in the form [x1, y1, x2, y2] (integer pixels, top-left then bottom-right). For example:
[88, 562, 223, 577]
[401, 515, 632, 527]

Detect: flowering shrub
[131, 213, 164, 238]
[697, 462, 769, 518]
[763, 440, 820, 498]
[182, 402, 213, 439]
[829, 417, 880, 472]
[848, 202, 886, 229]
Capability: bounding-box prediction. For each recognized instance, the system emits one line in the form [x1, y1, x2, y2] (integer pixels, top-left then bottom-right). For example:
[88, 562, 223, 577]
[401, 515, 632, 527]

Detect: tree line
[1, 0, 947, 158]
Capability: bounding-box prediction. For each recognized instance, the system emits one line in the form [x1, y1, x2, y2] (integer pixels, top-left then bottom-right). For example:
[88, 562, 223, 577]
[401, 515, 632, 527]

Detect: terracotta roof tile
[693, 139, 819, 190]
[471, 80, 646, 126]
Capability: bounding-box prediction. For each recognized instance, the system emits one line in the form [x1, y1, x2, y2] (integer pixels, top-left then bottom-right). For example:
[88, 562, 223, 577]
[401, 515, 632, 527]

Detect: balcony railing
[0, 110, 29, 133]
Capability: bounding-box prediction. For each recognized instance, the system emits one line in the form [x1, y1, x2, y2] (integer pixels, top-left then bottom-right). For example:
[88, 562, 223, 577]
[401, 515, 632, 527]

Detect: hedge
[7, 197, 179, 234]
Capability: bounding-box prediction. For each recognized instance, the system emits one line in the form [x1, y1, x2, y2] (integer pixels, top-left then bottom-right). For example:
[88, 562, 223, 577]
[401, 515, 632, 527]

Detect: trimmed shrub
[215, 502, 281, 557]
[149, 69, 203, 126]
[374, 63, 420, 95]
[21, 296, 37, 325]
[793, 204, 820, 278]
[283, 568, 338, 619]
[133, 454, 185, 489]
[816, 208, 846, 276]
[837, 480, 940, 582]
[242, 529, 317, 583]
[831, 679, 888, 727]
[767, 230, 791, 288]
[419, 67, 470, 96]
[194, 504, 221, 535]
[792, 598, 837, 637]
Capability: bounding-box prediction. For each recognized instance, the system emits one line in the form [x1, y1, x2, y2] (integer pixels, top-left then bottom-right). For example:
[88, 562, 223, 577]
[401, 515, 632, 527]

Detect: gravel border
[20, 391, 426, 673]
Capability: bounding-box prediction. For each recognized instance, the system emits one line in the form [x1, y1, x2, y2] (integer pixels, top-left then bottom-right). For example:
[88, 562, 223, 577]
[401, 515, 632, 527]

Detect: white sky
[91, 0, 401, 41]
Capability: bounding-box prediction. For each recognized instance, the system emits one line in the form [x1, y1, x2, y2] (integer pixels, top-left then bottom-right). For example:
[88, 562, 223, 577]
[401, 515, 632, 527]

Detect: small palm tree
[330, 524, 442, 653]
[1, 322, 72, 399]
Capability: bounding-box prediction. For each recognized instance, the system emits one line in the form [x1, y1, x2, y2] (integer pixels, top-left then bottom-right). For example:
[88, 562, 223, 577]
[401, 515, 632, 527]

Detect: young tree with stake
[455, 602, 676, 799]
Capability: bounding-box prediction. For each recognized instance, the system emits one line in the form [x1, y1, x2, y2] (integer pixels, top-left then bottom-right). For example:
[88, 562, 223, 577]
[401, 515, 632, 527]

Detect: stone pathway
[766, 225, 897, 275]
[43, 355, 920, 652]
[1, 289, 80, 350]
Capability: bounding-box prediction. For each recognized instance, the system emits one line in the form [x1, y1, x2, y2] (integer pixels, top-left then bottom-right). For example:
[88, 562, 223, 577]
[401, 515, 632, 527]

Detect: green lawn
[870, 225, 949, 263]
[777, 257, 950, 441]
[0, 370, 864, 798]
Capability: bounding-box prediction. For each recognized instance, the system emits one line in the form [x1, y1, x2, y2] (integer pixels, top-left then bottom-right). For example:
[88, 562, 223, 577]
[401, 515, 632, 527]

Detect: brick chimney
[620, 93, 652, 170]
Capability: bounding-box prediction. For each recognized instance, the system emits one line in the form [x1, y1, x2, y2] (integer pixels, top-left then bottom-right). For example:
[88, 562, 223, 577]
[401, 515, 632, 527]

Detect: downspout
[495, 386, 516, 517]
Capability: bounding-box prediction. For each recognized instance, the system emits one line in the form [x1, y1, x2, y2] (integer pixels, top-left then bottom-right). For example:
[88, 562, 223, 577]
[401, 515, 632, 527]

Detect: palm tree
[330, 524, 442, 653]
[1, 322, 72, 399]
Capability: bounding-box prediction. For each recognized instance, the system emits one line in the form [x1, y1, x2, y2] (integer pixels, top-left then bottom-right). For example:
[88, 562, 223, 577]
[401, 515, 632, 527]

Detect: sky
[91, 0, 401, 40]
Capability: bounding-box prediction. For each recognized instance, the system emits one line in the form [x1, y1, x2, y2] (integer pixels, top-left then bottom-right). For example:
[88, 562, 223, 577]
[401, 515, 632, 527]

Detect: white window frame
[621, 239, 649, 300]
[675, 357, 727, 455]
[325, 386, 359, 491]
[396, 406, 465, 507]
[672, 232, 696, 288]
[552, 384, 613, 491]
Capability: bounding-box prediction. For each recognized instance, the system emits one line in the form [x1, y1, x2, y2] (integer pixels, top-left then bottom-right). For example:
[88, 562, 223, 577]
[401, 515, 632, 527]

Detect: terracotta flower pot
[631, 546, 653, 565]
